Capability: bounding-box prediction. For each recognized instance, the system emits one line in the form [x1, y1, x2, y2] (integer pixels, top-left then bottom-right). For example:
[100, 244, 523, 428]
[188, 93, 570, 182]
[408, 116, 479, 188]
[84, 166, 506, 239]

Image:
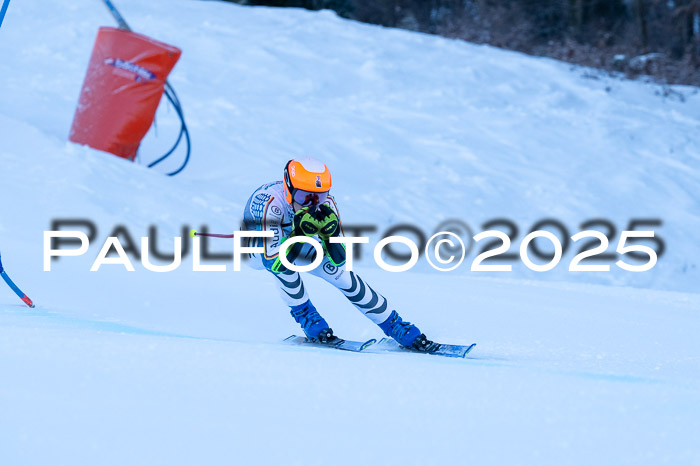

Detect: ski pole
[189, 230, 235, 239]
[0, 251, 35, 308]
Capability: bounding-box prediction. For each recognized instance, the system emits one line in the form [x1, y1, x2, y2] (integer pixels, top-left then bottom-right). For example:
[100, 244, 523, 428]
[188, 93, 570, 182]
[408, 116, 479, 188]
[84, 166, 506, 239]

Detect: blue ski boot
[290, 300, 334, 342]
[378, 310, 432, 351]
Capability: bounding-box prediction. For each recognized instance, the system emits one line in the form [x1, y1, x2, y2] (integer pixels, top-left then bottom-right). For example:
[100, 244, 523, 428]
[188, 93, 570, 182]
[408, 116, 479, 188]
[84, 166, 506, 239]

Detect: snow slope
[1, 0, 699, 465]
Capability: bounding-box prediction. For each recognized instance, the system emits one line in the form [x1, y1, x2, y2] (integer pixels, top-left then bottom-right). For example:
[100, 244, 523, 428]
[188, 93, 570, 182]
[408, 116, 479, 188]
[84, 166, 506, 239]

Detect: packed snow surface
[1, 0, 699, 465]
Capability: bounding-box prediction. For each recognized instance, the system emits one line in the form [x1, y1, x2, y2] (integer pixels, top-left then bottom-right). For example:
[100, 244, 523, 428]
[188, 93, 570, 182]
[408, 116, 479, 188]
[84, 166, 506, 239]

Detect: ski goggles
[292, 188, 328, 207]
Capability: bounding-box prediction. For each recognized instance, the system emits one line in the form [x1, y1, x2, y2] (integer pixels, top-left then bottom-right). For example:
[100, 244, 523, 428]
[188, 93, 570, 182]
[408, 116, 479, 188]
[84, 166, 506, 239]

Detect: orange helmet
[283, 158, 332, 206]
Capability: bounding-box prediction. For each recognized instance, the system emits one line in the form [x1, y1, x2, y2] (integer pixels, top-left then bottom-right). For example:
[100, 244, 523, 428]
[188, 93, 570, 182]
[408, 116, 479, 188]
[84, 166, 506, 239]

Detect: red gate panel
[69, 27, 181, 161]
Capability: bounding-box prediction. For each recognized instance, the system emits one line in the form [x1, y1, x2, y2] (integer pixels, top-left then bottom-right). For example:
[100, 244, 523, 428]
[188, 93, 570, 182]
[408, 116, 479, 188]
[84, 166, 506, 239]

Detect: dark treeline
[230, 0, 700, 86]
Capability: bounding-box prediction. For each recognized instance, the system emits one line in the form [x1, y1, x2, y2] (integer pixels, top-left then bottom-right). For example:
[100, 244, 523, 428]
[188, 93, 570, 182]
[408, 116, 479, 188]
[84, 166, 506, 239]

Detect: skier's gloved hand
[312, 204, 346, 267]
[270, 236, 304, 274]
[313, 204, 340, 240]
[293, 206, 323, 237]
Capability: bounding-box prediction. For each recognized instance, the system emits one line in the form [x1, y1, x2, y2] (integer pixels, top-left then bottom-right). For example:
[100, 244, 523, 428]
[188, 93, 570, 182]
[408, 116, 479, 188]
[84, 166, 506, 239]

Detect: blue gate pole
[0, 0, 11, 30]
[0, 251, 35, 308]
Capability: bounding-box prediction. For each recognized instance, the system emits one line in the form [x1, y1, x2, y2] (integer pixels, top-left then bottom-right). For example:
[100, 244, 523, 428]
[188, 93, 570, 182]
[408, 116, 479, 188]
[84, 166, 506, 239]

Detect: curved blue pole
[0, 0, 10, 30]
[0, 251, 35, 308]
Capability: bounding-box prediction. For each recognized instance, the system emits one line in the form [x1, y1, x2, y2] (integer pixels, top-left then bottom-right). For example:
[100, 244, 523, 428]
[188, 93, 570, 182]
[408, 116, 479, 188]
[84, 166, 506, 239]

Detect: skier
[242, 157, 433, 351]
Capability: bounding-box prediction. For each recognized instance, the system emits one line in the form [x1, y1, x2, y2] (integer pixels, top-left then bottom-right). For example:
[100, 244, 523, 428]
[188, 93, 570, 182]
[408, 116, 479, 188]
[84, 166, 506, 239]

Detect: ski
[371, 338, 476, 358]
[284, 335, 376, 352]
